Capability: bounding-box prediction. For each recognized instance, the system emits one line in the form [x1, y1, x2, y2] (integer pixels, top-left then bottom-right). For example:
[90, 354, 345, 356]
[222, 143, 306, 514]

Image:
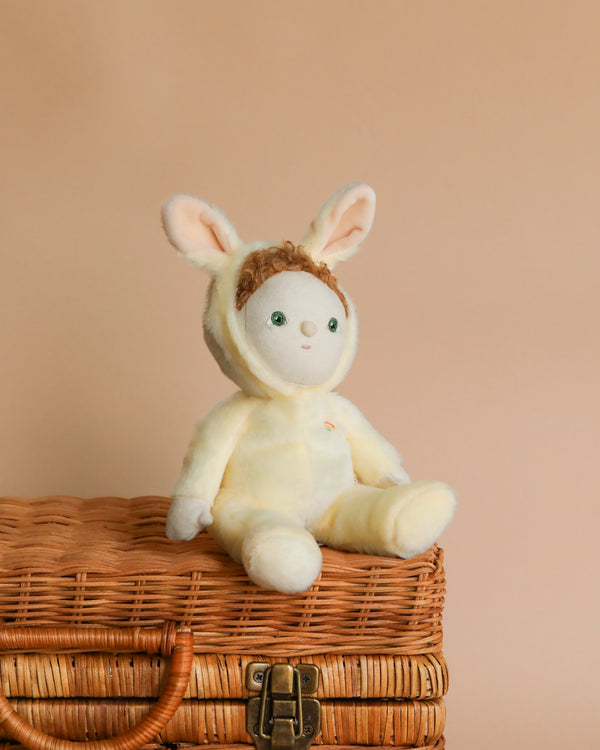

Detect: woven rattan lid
[0, 496, 445, 655]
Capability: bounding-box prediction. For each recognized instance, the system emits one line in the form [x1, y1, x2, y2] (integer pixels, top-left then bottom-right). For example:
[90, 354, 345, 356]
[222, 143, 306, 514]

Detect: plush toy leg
[210, 493, 323, 593]
[312, 479, 456, 558]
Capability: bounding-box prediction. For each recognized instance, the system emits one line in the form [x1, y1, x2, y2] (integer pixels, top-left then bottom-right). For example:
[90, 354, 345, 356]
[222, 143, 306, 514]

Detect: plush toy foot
[241, 525, 323, 594]
[388, 480, 457, 558]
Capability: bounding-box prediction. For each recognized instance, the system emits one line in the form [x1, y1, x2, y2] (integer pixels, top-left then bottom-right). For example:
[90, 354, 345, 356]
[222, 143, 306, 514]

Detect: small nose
[301, 321, 317, 337]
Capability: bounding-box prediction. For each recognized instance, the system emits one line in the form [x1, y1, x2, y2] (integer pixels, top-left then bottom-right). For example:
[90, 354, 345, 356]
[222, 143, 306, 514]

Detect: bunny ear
[301, 182, 376, 268]
[162, 195, 242, 276]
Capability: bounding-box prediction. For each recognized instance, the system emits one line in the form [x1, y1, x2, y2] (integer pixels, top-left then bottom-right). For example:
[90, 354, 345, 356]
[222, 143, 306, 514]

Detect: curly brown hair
[235, 241, 349, 315]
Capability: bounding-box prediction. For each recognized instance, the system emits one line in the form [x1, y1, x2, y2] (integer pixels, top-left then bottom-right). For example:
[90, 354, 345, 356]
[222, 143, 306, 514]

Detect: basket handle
[0, 622, 194, 750]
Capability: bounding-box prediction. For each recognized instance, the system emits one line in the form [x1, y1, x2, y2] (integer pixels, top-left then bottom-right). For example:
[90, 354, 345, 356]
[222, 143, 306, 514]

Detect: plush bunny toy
[163, 183, 456, 593]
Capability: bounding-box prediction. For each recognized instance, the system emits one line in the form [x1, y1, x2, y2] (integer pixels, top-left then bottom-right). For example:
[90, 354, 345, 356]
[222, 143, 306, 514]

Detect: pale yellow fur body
[175, 390, 403, 528]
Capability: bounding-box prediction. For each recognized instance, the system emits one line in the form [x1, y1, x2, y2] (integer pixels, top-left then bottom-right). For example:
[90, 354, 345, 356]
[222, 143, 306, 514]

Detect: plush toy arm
[167, 393, 252, 540]
[332, 394, 410, 487]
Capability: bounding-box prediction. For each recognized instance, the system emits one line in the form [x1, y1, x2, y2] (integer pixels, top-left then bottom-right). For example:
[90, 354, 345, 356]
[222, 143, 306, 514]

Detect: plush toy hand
[387, 467, 411, 485]
[166, 495, 214, 541]
[377, 466, 411, 488]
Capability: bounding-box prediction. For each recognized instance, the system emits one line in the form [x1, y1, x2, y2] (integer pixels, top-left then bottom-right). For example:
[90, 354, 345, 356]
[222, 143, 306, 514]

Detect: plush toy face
[239, 270, 348, 387]
[162, 181, 377, 397]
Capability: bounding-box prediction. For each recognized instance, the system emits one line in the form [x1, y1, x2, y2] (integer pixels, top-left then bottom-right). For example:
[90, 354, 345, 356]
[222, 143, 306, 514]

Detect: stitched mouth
[301, 344, 312, 350]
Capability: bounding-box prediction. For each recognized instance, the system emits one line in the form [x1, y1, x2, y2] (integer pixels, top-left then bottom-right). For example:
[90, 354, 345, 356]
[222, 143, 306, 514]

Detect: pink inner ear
[180, 203, 229, 253]
[322, 226, 362, 254]
[321, 197, 372, 255]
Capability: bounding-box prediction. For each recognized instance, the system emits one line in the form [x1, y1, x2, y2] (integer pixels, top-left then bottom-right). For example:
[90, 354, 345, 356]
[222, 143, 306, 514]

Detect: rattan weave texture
[0, 625, 194, 750]
[0, 497, 445, 657]
[0, 652, 448, 701]
[0, 698, 445, 746]
[0, 744, 446, 750]
[0, 495, 449, 750]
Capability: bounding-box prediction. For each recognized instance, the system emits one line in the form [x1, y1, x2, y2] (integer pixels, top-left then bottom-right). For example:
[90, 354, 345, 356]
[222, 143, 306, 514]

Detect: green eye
[328, 317, 339, 332]
[270, 311, 287, 326]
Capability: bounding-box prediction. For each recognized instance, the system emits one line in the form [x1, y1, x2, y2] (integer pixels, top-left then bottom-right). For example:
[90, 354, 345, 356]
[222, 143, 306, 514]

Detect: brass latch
[246, 662, 321, 750]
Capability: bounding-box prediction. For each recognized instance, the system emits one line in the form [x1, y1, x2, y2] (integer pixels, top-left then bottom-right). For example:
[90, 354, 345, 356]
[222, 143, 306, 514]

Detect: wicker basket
[0, 496, 448, 750]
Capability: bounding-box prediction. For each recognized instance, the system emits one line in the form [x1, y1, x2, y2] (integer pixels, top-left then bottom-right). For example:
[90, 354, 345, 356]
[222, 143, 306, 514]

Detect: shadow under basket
[0, 496, 449, 750]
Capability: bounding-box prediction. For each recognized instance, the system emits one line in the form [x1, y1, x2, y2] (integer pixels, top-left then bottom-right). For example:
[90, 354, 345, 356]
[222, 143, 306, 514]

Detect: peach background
[1, 1, 598, 747]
